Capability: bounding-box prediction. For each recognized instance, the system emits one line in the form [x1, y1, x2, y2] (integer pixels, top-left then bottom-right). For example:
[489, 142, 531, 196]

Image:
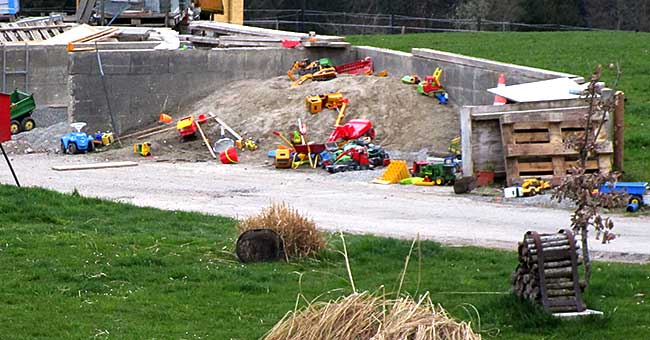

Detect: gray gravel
[4, 122, 69, 154]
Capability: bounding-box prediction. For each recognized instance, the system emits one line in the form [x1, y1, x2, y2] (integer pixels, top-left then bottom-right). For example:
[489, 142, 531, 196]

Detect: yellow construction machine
[288, 58, 336, 86]
[291, 67, 337, 87]
[305, 92, 349, 126]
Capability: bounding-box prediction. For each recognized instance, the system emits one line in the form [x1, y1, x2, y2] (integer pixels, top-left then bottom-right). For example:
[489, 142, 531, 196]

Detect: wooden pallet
[500, 109, 612, 185]
[0, 16, 72, 43]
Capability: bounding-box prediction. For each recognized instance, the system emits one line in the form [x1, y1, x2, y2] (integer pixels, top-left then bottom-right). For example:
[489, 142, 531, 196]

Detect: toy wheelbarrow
[292, 143, 326, 169]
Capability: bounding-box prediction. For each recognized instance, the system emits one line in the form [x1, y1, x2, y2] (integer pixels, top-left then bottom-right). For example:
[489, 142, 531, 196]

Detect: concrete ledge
[413, 48, 577, 80]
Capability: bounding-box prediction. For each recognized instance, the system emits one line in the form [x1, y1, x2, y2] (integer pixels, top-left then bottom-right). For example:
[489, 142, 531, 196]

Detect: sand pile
[102, 74, 459, 162]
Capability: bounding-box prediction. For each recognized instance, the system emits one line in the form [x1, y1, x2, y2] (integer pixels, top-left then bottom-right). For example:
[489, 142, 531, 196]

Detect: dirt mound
[3, 122, 69, 155]
[103, 74, 459, 163]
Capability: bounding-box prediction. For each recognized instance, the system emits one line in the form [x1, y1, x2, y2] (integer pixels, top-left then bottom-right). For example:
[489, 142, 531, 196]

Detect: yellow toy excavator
[291, 67, 337, 87]
[305, 92, 349, 126]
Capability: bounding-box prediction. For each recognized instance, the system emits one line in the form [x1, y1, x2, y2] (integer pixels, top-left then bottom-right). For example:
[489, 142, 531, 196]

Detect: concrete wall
[67, 44, 580, 134]
[350, 46, 579, 106]
[68, 47, 353, 133]
[1, 45, 69, 126]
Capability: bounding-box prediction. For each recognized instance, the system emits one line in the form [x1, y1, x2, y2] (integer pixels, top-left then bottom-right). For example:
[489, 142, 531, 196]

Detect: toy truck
[176, 115, 197, 140]
[8, 89, 36, 134]
[599, 182, 649, 212]
[521, 178, 551, 196]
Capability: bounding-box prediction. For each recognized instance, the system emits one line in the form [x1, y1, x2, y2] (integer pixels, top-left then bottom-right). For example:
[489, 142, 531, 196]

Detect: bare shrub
[264, 291, 481, 340]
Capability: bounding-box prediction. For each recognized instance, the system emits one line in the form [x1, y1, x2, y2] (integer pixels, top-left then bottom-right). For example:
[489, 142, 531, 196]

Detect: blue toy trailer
[599, 182, 649, 212]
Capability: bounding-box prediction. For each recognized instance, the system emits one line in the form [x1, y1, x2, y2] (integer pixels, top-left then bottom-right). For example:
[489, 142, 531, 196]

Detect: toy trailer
[599, 182, 649, 212]
[334, 57, 373, 75]
[8, 89, 36, 134]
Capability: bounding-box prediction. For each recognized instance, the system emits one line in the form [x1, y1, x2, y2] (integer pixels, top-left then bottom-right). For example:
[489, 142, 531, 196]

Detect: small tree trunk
[580, 227, 591, 288]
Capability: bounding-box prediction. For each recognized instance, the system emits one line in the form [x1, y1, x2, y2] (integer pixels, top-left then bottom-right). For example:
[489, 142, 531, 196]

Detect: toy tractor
[417, 68, 448, 104]
[60, 122, 95, 154]
[414, 162, 458, 185]
[8, 89, 36, 135]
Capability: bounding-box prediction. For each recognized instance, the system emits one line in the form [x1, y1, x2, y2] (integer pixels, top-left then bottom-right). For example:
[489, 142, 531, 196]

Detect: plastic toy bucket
[197, 113, 208, 123]
[220, 146, 239, 164]
[159, 113, 172, 124]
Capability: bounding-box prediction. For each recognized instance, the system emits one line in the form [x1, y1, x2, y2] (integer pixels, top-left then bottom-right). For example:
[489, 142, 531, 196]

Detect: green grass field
[1, 184, 649, 339]
[347, 31, 650, 181]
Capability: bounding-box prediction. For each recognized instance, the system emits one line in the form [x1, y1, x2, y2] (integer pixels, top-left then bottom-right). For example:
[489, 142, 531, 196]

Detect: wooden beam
[52, 161, 138, 171]
[460, 106, 473, 176]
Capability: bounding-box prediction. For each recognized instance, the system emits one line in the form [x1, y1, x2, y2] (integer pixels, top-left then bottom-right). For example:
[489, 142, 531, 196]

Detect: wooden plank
[518, 159, 599, 173]
[195, 122, 218, 159]
[518, 161, 554, 172]
[6, 23, 29, 41]
[460, 106, 473, 176]
[208, 112, 242, 141]
[187, 35, 220, 45]
[219, 35, 282, 42]
[552, 156, 566, 177]
[505, 142, 612, 158]
[189, 20, 345, 42]
[220, 41, 281, 48]
[500, 108, 588, 124]
[52, 161, 138, 171]
[514, 132, 549, 143]
[598, 153, 612, 173]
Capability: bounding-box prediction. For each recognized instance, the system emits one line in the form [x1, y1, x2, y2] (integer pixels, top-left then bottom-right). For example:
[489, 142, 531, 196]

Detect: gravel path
[3, 154, 649, 263]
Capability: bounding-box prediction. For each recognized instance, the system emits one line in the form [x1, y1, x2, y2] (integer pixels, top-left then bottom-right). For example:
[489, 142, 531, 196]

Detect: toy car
[60, 122, 95, 154]
[401, 75, 420, 84]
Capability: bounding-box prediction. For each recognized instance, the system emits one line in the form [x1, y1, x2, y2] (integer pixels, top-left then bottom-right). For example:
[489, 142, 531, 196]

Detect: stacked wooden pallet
[0, 15, 74, 43]
[500, 108, 613, 186]
[512, 230, 586, 314]
[185, 20, 349, 48]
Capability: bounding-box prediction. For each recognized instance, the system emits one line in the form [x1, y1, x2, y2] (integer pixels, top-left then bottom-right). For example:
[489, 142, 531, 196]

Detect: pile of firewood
[511, 231, 586, 313]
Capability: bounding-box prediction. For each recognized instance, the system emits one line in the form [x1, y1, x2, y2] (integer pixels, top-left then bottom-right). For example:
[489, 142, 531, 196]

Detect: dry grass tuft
[237, 202, 325, 258]
[264, 291, 481, 340]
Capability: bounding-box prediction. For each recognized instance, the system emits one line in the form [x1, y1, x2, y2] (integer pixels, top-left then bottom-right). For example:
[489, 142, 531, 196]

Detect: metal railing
[244, 9, 599, 35]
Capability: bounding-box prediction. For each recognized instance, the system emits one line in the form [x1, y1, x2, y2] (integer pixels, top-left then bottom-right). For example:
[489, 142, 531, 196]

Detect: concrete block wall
[1, 45, 70, 126]
[68, 47, 353, 133]
[72, 43, 580, 133]
[350, 46, 578, 106]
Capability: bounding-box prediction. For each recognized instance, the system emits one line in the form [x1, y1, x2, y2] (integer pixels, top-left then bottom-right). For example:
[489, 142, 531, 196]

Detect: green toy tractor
[416, 163, 458, 185]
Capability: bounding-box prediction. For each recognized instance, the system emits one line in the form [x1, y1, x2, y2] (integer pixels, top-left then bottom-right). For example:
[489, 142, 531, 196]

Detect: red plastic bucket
[220, 146, 239, 164]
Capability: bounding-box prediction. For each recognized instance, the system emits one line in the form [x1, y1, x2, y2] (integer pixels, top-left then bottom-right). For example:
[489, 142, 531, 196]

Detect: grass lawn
[347, 31, 650, 182]
[1, 184, 649, 339]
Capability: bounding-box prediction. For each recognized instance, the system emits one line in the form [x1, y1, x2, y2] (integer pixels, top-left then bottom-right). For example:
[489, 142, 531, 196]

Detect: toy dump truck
[8, 89, 36, 134]
[521, 178, 551, 196]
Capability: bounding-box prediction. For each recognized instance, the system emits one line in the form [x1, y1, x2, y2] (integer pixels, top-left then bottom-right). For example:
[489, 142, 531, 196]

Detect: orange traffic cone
[493, 73, 507, 105]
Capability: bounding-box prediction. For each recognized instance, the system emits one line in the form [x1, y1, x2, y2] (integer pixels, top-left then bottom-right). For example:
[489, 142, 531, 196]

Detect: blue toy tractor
[60, 122, 95, 154]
